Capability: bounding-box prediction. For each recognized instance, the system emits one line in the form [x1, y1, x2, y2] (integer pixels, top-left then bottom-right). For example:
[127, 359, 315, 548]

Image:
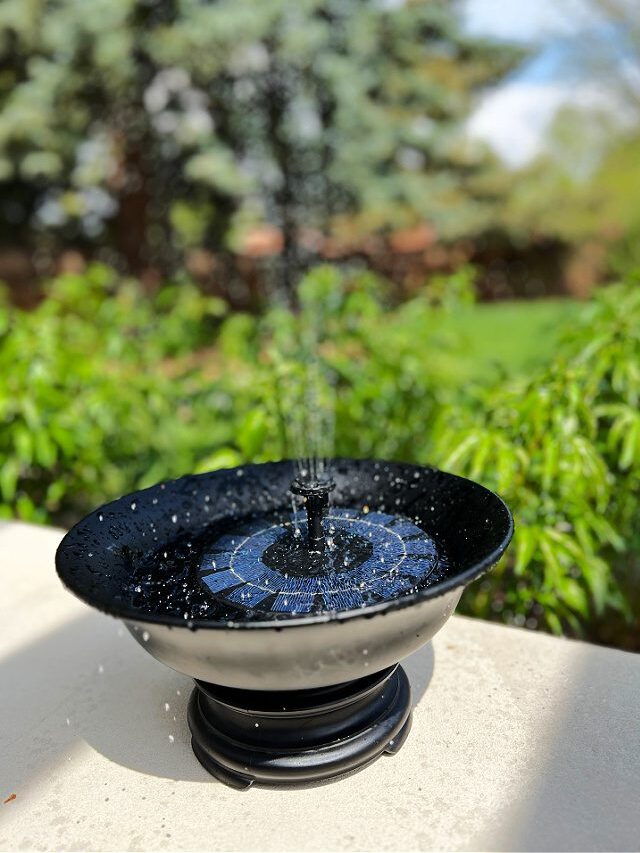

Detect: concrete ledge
[1, 521, 639, 852]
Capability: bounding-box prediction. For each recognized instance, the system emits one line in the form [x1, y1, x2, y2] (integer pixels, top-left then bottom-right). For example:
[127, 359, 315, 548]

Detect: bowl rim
[56, 458, 514, 631]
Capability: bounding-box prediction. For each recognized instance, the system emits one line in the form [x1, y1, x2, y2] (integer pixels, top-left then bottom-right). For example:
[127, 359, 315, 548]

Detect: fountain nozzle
[290, 476, 336, 553]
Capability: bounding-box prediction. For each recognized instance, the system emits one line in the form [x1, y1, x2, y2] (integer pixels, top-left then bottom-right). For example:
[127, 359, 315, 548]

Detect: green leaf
[0, 459, 20, 502]
[620, 419, 640, 470]
[14, 426, 33, 465]
[441, 432, 480, 472]
[513, 526, 538, 576]
[580, 557, 610, 616]
[561, 579, 589, 618]
[545, 611, 563, 635]
[237, 409, 269, 459]
[194, 448, 242, 474]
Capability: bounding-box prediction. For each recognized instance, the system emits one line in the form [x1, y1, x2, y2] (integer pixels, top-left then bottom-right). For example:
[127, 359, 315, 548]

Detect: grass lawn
[436, 298, 585, 383]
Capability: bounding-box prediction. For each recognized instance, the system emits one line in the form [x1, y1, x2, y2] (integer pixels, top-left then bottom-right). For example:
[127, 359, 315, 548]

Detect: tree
[0, 0, 521, 295]
[491, 100, 640, 297]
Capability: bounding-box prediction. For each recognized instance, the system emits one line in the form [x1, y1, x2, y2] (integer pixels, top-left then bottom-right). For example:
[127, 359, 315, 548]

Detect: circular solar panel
[198, 508, 447, 616]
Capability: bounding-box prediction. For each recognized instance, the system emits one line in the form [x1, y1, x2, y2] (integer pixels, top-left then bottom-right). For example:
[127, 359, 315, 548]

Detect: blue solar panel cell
[198, 508, 444, 617]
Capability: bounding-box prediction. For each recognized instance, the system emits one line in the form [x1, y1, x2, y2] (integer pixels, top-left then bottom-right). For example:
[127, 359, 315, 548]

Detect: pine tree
[0, 0, 521, 292]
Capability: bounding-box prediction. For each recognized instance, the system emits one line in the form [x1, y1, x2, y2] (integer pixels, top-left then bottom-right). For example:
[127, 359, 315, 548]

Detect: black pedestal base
[187, 665, 412, 789]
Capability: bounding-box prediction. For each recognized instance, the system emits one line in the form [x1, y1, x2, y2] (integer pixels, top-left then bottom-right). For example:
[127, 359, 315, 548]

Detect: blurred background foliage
[1, 0, 640, 650]
[0, 0, 520, 299]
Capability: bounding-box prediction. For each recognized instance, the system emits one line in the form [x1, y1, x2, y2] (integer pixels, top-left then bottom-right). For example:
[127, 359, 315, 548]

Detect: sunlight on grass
[437, 299, 584, 382]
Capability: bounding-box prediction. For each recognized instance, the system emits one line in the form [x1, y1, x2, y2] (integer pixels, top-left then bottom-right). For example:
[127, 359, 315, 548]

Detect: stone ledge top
[1, 520, 638, 852]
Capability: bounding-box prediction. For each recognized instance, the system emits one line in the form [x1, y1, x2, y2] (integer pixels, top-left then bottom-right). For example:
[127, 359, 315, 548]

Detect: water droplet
[98, 514, 103, 522]
[131, 502, 137, 511]
[164, 702, 170, 712]
[168, 735, 174, 743]
[142, 630, 150, 642]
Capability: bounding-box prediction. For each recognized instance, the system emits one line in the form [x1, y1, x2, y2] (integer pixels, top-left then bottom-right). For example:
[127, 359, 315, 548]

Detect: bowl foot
[187, 665, 412, 788]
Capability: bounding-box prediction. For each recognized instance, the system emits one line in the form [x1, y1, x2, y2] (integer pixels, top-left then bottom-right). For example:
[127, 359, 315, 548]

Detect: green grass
[436, 298, 585, 383]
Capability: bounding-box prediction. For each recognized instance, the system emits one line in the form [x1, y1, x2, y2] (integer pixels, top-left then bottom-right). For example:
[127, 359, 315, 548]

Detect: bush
[1, 262, 638, 647]
[0, 265, 228, 524]
[433, 280, 640, 647]
[0, 263, 470, 521]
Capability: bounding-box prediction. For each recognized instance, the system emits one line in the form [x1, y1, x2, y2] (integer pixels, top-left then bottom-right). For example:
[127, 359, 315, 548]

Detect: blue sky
[462, 0, 632, 166]
[464, 0, 575, 43]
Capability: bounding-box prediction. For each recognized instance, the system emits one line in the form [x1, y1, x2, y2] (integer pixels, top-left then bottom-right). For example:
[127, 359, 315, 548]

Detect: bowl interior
[56, 458, 513, 629]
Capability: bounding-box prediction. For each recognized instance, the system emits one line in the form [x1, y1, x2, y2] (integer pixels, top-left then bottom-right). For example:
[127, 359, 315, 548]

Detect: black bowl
[56, 458, 513, 692]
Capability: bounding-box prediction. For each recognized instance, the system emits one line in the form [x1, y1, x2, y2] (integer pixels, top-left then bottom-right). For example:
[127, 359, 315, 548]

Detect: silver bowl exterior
[125, 587, 462, 690]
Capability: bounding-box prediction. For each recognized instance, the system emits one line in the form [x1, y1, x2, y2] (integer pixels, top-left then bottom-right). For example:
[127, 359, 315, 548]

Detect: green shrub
[0, 265, 228, 523]
[0, 263, 458, 519]
[433, 280, 640, 646]
[1, 262, 638, 647]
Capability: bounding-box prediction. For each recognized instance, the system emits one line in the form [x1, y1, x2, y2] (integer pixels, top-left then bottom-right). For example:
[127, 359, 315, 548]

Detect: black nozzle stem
[290, 477, 336, 553]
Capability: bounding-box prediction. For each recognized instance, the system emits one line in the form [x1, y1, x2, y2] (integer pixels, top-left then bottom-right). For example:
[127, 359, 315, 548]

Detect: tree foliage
[0, 0, 520, 288]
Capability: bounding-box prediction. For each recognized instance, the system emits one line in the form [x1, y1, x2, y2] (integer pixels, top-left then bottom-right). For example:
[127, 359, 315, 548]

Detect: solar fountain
[56, 458, 512, 788]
